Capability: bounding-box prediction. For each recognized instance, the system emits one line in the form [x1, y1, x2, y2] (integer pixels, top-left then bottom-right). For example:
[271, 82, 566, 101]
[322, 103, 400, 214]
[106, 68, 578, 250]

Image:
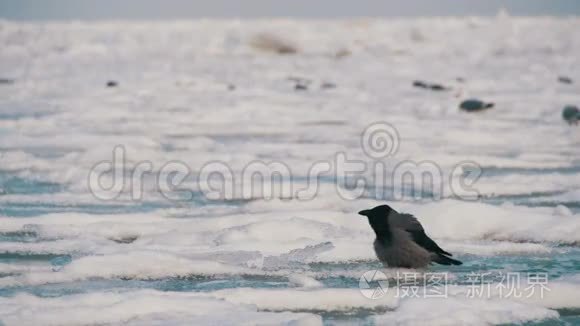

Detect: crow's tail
[433, 254, 462, 266]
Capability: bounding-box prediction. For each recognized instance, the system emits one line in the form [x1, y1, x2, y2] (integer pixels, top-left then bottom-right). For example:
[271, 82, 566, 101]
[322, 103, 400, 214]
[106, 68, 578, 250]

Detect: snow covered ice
[1, 15, 580, 325]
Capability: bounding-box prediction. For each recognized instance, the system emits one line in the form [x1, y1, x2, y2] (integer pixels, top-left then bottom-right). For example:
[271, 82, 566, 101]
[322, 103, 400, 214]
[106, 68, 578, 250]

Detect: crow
[359, 204, 462, 268]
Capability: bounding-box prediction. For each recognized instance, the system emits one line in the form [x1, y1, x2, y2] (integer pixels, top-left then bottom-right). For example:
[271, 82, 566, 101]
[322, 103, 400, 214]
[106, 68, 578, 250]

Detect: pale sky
[0, 0, 579, 20]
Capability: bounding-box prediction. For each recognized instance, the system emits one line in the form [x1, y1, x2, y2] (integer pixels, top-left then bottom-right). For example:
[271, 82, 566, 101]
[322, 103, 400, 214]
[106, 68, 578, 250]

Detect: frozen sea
[1, 16, 580, 325]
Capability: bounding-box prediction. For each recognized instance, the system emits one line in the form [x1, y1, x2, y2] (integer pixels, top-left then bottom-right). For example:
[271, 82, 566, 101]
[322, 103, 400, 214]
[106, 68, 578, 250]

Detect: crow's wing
[390, 213, 453, 257]
[388, 213, 423, 231]
[408, 229, 453, 257]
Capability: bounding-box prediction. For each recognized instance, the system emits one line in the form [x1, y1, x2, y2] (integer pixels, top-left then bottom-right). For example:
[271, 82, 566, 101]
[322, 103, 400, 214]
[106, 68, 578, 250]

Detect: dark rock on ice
[459, 99, 494, 112]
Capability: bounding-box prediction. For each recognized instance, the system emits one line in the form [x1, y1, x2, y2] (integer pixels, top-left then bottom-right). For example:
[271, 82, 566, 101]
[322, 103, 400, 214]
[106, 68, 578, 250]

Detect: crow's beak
[358, 210, 370, 216]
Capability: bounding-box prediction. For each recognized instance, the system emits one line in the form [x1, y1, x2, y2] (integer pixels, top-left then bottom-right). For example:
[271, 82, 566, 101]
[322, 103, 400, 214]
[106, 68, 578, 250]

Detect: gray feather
[374, 229, 431, 268]
[388, 213, 423, 231]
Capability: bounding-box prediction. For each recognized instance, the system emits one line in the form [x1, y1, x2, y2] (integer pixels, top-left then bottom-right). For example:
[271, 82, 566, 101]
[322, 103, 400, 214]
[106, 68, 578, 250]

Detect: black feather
[407, 229, 453, 257]
[433, 254, 462, 266]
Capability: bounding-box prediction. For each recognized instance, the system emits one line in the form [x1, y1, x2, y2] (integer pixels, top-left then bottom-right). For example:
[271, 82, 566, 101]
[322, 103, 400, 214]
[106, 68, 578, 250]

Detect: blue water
[1, 164, 580, 324]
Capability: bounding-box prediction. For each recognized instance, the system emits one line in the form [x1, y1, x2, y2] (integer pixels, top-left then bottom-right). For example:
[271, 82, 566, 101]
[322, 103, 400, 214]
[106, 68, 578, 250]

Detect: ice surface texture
[1, 16, 580, 325]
